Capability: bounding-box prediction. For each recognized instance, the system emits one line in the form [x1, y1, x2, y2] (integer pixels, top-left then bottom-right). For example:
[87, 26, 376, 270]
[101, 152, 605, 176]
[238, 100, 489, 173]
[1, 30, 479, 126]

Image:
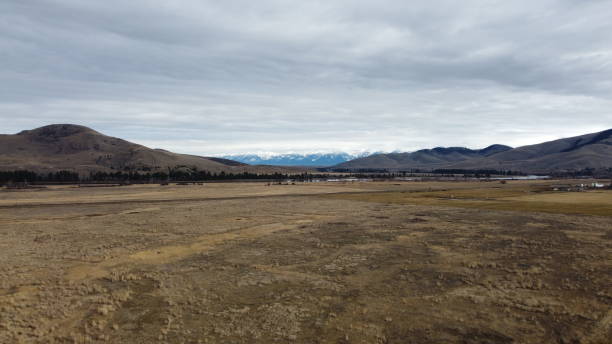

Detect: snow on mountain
[221, 152, 376, 167]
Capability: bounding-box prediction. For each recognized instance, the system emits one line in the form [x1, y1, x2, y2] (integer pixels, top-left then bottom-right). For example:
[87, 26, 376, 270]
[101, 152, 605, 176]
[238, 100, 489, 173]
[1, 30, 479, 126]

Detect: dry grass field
[324, 182, 612, 216]
[0, 181, 610, 343]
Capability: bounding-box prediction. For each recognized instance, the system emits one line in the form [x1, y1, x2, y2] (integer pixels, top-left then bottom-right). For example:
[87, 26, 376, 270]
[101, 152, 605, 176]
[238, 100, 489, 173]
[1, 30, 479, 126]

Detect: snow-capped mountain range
[221, 152, 377, 167]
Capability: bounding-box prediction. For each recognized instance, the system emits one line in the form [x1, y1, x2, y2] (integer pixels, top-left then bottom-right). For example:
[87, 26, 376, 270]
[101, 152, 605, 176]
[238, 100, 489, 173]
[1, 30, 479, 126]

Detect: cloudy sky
[1, 0, 611, 155]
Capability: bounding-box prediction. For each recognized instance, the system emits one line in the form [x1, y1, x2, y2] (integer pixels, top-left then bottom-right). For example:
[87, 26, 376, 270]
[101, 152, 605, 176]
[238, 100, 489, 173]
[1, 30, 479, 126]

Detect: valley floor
[0, 181, 610, 343]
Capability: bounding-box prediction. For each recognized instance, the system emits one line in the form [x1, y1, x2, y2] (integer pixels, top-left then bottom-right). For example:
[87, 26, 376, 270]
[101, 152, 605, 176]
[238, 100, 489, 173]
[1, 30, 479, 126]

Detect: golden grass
[323, 189, 612, 217]
[406, 187, 533, 199]
[506, 190, 612, 203]
[66, 221, 308, 281]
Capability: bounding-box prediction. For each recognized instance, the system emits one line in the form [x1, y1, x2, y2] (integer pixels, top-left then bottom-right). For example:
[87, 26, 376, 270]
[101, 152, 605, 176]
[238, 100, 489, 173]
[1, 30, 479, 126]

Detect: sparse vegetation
[0, 181, 610, 343]
[324, 183, 612, 216]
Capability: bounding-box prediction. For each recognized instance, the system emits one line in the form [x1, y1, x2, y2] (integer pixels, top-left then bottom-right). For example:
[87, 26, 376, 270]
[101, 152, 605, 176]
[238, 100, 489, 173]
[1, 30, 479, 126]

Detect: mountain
[335, 129, 612, 173]
[336, 145, 512, 170]
[0, 124, 296, 174]
[451, 129, 612, 172]
[222, 152, 375, 167]
[6, 125, 609, 175]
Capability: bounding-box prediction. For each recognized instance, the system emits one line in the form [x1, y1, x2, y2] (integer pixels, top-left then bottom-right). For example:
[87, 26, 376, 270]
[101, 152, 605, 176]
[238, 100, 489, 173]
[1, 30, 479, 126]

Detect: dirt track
[0, 182, 610, 343]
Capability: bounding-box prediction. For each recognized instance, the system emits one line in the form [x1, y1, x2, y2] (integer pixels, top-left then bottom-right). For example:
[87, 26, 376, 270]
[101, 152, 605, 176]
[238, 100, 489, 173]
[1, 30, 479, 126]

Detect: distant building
[551, 182, 608, 191]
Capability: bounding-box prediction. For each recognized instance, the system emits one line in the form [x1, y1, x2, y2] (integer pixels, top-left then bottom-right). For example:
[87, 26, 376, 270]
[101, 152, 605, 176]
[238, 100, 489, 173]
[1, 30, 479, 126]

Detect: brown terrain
[0, 180, 611, 343]
[0, 124, 303, 174]
[336, 129, 612, 173]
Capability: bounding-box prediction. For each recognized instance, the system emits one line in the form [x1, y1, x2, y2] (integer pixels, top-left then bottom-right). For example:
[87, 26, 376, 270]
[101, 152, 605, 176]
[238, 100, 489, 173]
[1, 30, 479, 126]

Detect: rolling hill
[336, 145, 512, 170]
[335, 129, 612, 173]
[0, 124, 298, 174]
[4, 125, 609, 175]
[452, 129, 612, 172]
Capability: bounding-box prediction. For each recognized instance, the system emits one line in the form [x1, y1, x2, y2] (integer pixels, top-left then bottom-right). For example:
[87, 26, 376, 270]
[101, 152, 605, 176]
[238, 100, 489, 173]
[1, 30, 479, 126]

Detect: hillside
[336, 145, 512, 170]
[451, 129, 612, 172]
[0, 124, 297, 174]
[335, 129, 612, 173]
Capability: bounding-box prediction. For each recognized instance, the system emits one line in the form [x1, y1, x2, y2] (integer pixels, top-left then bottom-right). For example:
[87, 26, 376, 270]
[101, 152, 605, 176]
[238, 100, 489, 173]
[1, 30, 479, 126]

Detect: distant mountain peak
[478, 144, 513, 156]
[222, 152, 376, 167]
[427, 147, 473, 154]
[412, 145, 512, 156]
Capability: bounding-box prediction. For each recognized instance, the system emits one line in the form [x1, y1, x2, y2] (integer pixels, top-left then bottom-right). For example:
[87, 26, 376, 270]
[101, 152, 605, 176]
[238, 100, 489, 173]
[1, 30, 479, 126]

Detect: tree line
[431, 169, 523, 177]
[0, 170, 80, 184]
[3, 167, 607, 186]
[1, 169, 370, 185]
[0, 169, 479, 185]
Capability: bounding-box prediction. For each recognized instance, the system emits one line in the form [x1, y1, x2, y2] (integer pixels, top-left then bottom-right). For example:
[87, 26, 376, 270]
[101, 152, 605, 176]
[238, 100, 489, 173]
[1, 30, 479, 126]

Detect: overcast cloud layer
[1, 0, 611, 155]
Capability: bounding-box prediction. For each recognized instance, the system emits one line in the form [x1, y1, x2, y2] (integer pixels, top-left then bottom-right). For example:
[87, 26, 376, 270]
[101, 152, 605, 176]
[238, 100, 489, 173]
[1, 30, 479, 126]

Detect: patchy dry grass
[0, 181, 610, 343]
[323, 187, 612, 216]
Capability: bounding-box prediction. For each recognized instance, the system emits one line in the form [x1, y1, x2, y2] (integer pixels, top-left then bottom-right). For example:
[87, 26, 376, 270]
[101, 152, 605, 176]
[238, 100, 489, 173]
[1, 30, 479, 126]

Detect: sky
[1, 0, 611, 156]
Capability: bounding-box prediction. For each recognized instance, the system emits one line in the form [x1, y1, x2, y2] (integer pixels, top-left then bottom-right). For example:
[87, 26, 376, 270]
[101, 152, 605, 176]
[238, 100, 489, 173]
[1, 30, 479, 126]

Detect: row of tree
[6, 167, 608, 185]
[549, 167, 612, 178]
[0, 170, 80, 183]
[324, 167, 612, 178]
[1, 169, 357, 184]
[431, 169, 523, 177]
[322, 167, 523, 175]
[88, 170, 303, 182]
[1, 168, 523, 185]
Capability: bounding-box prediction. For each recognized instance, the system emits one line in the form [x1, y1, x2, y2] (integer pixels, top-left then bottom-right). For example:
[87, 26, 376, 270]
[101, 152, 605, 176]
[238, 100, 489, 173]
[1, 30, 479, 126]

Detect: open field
[0, 181, 610, 343]
[324, 182, 612, 217]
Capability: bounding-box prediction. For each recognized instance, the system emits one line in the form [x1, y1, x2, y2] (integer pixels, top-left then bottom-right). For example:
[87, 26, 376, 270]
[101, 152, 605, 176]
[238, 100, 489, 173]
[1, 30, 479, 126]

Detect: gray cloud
[1, 0, 611, 155]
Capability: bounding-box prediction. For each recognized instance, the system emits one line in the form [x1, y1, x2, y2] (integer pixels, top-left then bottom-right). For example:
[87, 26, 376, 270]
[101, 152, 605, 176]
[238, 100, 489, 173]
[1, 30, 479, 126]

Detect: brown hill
[0, 124, 299, 174]
[451, 129, 612, 173]
[336, 145, 512, 170]
[335, 129, 612, 173]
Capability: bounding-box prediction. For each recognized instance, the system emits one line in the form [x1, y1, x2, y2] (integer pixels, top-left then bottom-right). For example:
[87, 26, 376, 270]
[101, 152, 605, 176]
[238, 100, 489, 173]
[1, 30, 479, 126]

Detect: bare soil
[0, 181, 610, 343]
